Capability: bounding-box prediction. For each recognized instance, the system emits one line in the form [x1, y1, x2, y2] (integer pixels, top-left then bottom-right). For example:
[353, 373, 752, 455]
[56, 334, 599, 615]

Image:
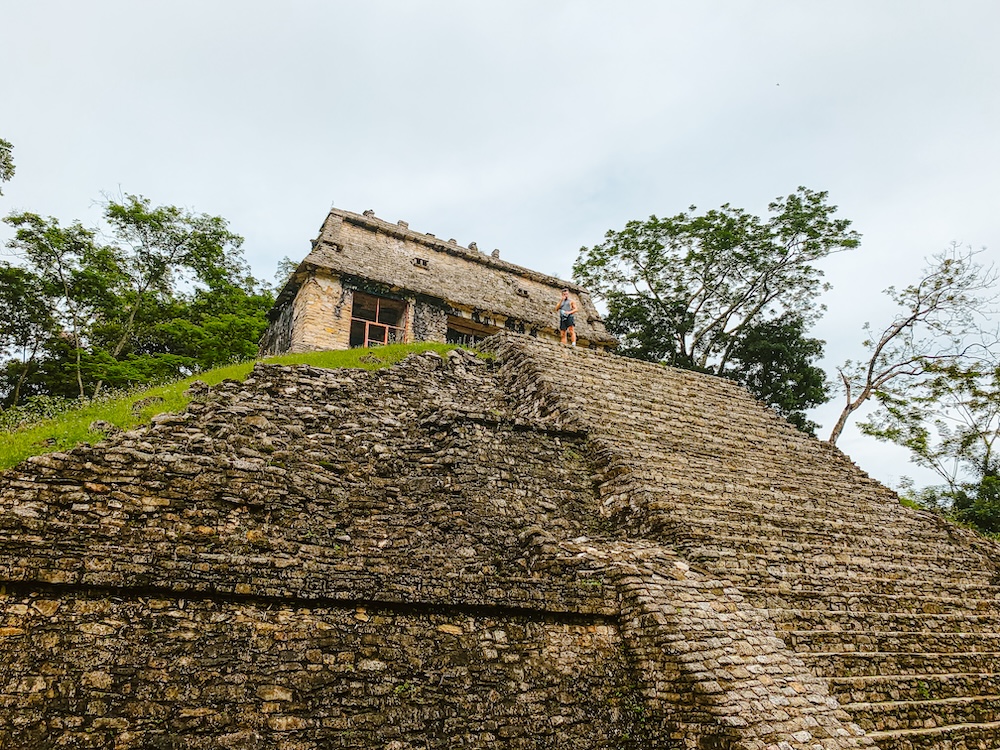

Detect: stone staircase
[490, 333, 1000, 750]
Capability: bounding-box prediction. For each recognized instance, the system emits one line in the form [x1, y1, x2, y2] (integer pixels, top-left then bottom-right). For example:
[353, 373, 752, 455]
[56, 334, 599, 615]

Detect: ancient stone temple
[259, 207, 617, 354]
[2, 333, 1000, 749]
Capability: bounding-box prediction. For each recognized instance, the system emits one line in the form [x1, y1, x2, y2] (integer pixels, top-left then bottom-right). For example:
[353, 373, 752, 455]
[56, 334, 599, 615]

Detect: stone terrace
[0, 333, 995, 748]
[486, 333, 1000, 750]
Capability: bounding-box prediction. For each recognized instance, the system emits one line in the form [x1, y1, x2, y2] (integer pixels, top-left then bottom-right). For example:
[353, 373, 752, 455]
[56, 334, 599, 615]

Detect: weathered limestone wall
[0, 352, 611, 613]
[0, 349, 663, 748]
[486, 333, 1000, 750]
[285, 273, 353, 352]
[0, 589, 644, 749]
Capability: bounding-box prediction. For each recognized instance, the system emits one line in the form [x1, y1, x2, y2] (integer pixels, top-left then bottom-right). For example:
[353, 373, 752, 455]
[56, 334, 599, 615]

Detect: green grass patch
[899, 495, 924, 511]
[0, 342, 469, 472]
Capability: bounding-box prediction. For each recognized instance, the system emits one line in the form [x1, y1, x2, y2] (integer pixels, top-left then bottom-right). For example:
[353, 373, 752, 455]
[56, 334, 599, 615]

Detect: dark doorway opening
[446, 316, 497, 347]
[350, 292, 406, 347]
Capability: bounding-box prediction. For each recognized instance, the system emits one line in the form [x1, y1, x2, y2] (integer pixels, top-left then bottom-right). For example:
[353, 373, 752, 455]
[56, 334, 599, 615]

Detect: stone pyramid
[1, 333, 998, 749]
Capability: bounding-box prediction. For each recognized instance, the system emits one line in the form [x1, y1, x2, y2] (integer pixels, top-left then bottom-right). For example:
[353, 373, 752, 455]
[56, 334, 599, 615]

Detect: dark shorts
[559, 314, 575, 331]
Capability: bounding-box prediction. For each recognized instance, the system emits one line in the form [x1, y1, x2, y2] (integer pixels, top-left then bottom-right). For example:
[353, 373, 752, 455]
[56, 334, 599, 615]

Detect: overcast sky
[2, 1, 998, 488]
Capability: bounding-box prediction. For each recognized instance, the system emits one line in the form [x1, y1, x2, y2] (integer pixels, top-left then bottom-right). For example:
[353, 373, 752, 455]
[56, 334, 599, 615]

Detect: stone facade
[1, 333, 999, 748]
[259, 208, 617, 355]
[486, 334, 1000, 750]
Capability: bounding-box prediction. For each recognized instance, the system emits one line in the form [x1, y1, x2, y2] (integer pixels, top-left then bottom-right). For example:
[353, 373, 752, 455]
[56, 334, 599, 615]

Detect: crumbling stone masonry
[0, 333, 998, 748]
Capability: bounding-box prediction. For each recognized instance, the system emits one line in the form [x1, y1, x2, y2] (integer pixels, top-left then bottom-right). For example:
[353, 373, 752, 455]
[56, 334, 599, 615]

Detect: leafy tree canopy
[0, 138, 13, 195]
[726, 313, 828, 433]
[574, 187, 859, 432]
[0, 263, 55, 405]
[1, 195, 274, 405]
[866, 361, 1000, 533]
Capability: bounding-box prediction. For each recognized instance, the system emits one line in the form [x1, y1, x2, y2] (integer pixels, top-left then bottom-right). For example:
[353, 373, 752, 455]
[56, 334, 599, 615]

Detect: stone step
[654, 501, 985, 553]
[689, 557, 1000, 601]
[619, 457, 893, 503]
[786, 629, 1000, 655]
[843, 694, 1000, 733]
[692, 560, 1000, 612]
[803, 650, 1000, 678]
[671, 527, 991, 576]
[639, 486, 957, 544]
[707, 564, 1000, 599]
[828, 673, 1000, 704]
[766, 607, 1000, 635]
[865, 719, 1000, 750]
[659, 496, 932, 531]
[717, 572, 1000, 605]
[746, 586, 1000, 615]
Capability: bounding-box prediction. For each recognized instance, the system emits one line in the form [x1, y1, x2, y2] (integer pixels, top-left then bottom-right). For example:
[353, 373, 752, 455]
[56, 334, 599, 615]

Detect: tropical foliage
[864, 361, 1000, 533]
[574, 187, 859, 432]
[1, 195, 273, 405]
[830, 246, 998, 444]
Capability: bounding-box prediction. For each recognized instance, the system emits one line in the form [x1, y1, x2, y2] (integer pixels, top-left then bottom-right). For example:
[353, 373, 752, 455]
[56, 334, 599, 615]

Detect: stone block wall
[486, 333, 1000, 750]
[5, 333, 1000, 747]
[0, 589, 649, 749]
[286, 273, 353, 353]
[411, 300, 448, 343]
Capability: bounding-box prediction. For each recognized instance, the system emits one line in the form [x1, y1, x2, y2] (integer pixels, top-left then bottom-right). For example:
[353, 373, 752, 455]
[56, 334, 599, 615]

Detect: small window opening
[413, 257, 429, 269]
[516, 288, 529, 298]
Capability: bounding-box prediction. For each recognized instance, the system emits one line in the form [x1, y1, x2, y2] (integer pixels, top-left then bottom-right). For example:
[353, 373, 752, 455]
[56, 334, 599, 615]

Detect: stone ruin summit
[2, 207, 1000, 749]
[259, 207, 617, 354]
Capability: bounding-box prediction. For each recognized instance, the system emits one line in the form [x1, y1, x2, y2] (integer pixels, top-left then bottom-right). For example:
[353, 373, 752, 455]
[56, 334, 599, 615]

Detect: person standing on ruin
[554, 288, 579, 346]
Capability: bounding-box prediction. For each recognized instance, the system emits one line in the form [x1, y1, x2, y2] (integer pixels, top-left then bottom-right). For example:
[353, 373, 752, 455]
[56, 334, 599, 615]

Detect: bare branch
[829, 246, 998, 444]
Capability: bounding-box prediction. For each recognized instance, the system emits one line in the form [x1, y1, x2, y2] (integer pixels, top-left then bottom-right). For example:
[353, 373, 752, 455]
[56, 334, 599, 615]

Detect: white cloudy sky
[2, 1, 999, 488]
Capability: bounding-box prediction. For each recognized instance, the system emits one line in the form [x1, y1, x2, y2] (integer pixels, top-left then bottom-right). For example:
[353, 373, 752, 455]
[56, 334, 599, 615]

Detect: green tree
[574, 187, 858, 431]
[88, 195, 252, 395]
[2, 196, 274, 402]
[829, 246, 998, 444]
[864, 361, 1000, 533]
[0, 263, 55, 405]
[0, 138, 13, 195]
[126, 279, 274, 378]
[952, 475, 1000, 534]
[274, 255, 298, 289]
[725, 313, 828, 433]
[4, 213, 113, 399]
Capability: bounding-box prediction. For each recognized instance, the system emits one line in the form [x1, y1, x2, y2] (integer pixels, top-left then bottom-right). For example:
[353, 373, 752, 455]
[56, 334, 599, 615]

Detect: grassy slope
[0, 343, 466, 472]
